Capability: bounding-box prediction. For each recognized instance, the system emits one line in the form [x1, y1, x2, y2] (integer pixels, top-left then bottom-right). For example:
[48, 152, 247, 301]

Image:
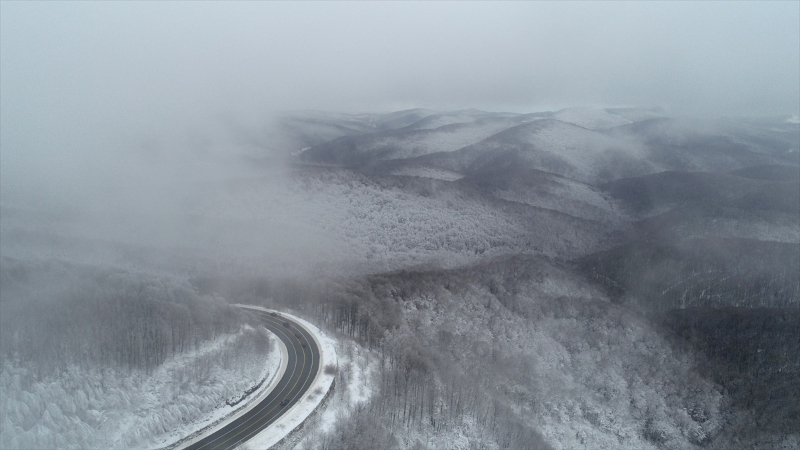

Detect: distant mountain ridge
[295, 108, 797, 188]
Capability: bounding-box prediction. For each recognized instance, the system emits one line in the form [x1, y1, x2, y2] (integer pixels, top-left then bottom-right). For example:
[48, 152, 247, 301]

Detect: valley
[1, 107, 798, 449]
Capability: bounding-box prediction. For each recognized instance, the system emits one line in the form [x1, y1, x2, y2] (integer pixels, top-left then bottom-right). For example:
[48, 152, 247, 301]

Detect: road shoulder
[167, 312, 288, 450]
[235, 307, 338, 450]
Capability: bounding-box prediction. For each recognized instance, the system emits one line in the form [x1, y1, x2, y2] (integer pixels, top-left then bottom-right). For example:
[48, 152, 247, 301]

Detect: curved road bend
[184, 309, 320, 450]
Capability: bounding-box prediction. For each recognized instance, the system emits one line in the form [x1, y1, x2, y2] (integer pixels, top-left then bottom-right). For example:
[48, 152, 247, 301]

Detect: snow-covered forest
[2, 104, 799, 450]
[0, 259, 275, 449]
[2, 105, 799, 449]
[2, 3, 799, 448]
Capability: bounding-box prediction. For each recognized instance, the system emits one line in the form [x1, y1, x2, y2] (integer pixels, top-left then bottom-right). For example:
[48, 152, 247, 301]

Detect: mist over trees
[208, 109, 797, 449]
[1, 2, 799, 449]
[1, 104, 798, 449]
[0, 258, 267, 378]
[0, 256, 277, 449]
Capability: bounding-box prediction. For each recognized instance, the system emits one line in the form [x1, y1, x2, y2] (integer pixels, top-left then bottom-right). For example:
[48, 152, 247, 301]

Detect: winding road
[182, 307, 321, 450]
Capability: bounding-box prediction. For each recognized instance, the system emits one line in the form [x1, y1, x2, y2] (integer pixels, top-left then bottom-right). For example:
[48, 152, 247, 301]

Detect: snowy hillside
[364, 108, 440, 130]
[400, 113, 478, 130]
[552, 107, 632, 130]
[301, 116, 540, 164]
[457, 166, 620, 222]
[408, 119, 653, 184]
[387, 164, 464, 181]
[266, 108, 799, 450]
[289, 167, 616, 269]
[605, 117, 800, 172]
[0, 256, 281, 450]
[282, 256, 730, 450]
[2, 106, 797, 450]
[275, 109, 440, 154]
[0, 326, 278, 450]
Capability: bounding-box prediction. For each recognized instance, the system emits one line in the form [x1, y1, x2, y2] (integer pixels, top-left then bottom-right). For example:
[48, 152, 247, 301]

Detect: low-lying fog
[2, 2, 798, 278]
[2, 4, 799, 450]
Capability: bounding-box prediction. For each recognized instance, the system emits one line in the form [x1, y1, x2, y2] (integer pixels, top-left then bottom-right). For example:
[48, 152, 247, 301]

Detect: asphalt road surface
[184, 308, 320, 450]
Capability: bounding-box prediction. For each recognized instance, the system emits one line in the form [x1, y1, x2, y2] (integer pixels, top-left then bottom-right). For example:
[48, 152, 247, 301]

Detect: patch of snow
[389, 166, 464, 181]
[484, 174, 620, 223]
[291, 147, 312, 156]
[290, 339, 380, 450]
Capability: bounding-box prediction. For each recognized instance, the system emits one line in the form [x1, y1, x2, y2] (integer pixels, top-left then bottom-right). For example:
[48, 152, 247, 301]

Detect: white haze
[1, 1, 798, 274]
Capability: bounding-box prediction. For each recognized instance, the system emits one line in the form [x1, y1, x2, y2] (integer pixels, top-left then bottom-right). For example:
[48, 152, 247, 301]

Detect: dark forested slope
[272, 110, 800, 449]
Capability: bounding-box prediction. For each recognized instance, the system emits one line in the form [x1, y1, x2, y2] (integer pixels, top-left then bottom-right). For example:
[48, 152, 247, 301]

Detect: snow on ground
[520, 121, 650, 182]
[389, 165, 464, 181]
[290, 168, 612, 271]
[400, 274, 726, 450]
[0, 327, 280, 450]
[477, 173, 620, 223]
[480, 119, 653, 184]
[290, 339, 379, 450]
[238, 308, 338, 450]
[163, 334, 284, 450]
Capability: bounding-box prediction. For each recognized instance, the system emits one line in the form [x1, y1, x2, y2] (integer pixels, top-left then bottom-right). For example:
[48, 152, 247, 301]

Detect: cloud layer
[2, 2, 798, 120]
[1, 2, 798, 272]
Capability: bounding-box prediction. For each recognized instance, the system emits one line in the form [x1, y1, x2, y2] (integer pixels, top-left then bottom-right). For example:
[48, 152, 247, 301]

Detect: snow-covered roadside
[235, 307, 337, 450]
[290, 340, 379, 450]
[162, 335, 285, 450]
[0, 326, 278, 450]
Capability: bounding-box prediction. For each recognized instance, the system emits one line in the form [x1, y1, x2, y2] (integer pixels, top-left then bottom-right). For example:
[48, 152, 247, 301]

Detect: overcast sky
[2, 1, 798, 118]
[1, 2, 799, 208]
